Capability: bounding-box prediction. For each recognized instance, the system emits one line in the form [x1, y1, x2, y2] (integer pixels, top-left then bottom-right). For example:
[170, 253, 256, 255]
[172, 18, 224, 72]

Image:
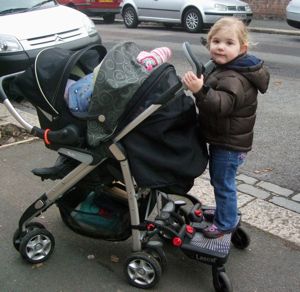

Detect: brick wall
[243, 0, 290, 19]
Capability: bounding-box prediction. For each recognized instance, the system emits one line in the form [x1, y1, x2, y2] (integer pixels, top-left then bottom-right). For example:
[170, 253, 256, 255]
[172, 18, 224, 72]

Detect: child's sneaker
[203, 224, 224, 239]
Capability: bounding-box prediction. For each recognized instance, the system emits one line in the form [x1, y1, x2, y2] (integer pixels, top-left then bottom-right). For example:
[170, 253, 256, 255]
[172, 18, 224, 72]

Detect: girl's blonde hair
[207, 17, 249, 48]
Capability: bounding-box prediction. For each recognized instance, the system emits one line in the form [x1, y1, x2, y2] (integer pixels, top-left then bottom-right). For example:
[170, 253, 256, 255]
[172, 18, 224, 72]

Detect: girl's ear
[240, 44, 248, 54]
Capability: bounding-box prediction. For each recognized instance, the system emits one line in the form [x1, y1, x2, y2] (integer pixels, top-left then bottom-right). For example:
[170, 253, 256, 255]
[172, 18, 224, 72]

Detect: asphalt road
[94, 22, 300, 193]
[0, 141, 300, 292]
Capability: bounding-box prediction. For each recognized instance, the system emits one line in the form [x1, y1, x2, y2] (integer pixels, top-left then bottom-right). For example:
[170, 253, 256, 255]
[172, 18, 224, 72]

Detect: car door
[135, 0, 182, 22]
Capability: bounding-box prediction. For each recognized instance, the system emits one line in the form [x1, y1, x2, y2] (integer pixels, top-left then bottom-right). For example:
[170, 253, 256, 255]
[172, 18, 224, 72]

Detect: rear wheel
[231, 227, 250, 249]
[124, 252, 162, 289]
[183, 8, 203, 33]
[123, 6, 138, 28]
[145, 246, 167, 272]
[103, 14, 115, 24]
[213, 271, 233, 292]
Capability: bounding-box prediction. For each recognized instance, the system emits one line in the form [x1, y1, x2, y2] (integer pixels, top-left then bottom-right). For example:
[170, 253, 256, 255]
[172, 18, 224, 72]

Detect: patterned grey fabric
[87, 42, 150, 146]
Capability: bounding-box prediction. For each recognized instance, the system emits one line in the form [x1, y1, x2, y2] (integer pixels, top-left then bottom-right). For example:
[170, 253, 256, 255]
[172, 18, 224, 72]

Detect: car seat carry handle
[182, 42, 204, 77]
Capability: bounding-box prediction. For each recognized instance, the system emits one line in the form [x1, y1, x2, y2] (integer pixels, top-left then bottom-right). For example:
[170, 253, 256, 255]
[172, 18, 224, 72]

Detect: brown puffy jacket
[194, 54, 270, 152]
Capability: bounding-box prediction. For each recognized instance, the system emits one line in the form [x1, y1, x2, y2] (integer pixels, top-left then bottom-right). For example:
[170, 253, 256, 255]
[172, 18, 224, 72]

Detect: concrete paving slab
[237, 183, 270, 199]
[293, 193, 300, 202]
[257, 181, 294, 197]
[270, 196, 300, 213]
[240, 199, 300, 246]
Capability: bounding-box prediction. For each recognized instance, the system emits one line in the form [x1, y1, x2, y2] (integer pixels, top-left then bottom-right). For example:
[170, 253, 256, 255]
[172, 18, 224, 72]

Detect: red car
[57, 0, 122, 23]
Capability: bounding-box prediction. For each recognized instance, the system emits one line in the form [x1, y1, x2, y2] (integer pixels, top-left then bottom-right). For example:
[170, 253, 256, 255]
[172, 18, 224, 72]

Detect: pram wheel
[213, 270, 233, 292]
[13, 222, 46, 251]
[124, 251, 162, 289]
[231, 227, 250, 249]
[19, 228, 55, 264]
[144, 245, 167, 272]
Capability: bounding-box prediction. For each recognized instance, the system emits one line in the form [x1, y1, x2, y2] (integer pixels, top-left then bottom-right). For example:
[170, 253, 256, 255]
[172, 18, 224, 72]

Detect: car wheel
[103, 14, 115, 24]
[183, 8, 203, 33]
[123, 6, 138, 28]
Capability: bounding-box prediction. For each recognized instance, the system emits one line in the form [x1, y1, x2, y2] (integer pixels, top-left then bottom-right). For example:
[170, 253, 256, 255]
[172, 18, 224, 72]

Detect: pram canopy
[87, 42, 208, 193]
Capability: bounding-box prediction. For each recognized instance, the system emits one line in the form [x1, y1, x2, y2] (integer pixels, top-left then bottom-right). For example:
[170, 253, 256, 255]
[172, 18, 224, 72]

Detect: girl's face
[209, 27, 247, 64]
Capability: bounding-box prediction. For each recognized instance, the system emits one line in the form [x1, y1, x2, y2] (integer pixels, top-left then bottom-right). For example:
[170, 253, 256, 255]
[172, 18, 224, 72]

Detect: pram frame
[0, 72, 183, 252]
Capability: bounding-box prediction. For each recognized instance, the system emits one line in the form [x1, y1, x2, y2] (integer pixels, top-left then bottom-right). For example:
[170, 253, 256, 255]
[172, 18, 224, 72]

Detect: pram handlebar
[182, 42, 204, 77]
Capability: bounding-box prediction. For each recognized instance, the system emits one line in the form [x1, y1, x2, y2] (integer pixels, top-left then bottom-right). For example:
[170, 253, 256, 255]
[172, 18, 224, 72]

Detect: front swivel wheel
[19, 228, 55, 264]
[13, 222, 46, 251]
[124, 251, 162, 289]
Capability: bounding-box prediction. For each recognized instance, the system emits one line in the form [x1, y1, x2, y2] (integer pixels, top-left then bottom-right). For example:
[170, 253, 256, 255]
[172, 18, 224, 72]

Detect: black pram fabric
[120, 65, 208, 194]
[9, 44, 106, 117]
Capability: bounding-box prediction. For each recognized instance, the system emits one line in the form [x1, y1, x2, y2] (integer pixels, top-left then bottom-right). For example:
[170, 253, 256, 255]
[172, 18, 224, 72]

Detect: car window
[0, 0, 56, 15]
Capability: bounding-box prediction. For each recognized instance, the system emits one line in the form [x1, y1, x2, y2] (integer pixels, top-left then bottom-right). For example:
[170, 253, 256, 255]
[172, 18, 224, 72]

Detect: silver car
[121, 0, 252, 33]
[286, 0, 300, 29]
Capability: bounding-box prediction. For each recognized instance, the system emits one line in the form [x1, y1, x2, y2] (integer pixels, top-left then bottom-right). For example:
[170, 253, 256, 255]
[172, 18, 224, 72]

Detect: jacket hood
[220, 54, 270, 93]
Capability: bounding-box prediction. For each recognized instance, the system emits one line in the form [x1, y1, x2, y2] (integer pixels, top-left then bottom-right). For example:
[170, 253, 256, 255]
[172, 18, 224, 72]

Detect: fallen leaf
[32, 263, 44, 269]
[254, 167, 273, 174]
[110, 255, 119, 263]
[273, 80, 282, 86]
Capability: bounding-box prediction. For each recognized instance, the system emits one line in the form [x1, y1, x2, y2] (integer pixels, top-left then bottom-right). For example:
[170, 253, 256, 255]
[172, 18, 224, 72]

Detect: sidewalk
[1, 19, 300, 247]
[249, 18, 300, 36]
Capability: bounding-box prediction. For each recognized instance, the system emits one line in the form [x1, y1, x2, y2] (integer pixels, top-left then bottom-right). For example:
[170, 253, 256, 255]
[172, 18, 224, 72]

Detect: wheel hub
[137, 268, 146, 275]
[187, 13, 198, 29]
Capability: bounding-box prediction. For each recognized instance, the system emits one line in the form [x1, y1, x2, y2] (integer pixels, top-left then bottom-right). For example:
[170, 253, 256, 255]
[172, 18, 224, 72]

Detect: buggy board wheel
[19, 228, 55, 264]
[213, 271, 233, 292]
[13, 222, 46, 251]
[231, 227, 250, 249]
[124, 251, 162, 289]
[144, 246, 167, 272]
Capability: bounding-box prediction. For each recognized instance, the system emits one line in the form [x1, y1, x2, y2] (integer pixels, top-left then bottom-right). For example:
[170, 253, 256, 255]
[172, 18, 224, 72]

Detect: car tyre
[123, 6, 138, 28]
[183, 8, 203, 33]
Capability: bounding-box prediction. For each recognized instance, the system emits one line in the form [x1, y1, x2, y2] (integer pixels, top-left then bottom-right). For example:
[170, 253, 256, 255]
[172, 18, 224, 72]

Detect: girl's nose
[217, 43, 225, 50]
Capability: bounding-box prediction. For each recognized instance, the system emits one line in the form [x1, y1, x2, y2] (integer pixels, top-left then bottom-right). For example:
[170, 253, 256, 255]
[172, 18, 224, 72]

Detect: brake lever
[182, 41, 204, 78]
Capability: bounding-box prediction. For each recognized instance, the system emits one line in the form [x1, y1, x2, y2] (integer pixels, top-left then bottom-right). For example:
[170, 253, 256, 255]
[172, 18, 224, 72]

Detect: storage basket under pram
[1, 41, 250, 292]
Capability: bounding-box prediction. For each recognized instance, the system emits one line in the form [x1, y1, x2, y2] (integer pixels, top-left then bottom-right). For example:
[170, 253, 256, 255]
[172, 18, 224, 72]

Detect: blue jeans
[209, 145, 246, 232]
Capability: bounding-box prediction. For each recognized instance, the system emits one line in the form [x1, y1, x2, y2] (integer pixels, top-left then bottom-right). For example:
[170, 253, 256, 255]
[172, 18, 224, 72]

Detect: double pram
[0, 41, 250, 292]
